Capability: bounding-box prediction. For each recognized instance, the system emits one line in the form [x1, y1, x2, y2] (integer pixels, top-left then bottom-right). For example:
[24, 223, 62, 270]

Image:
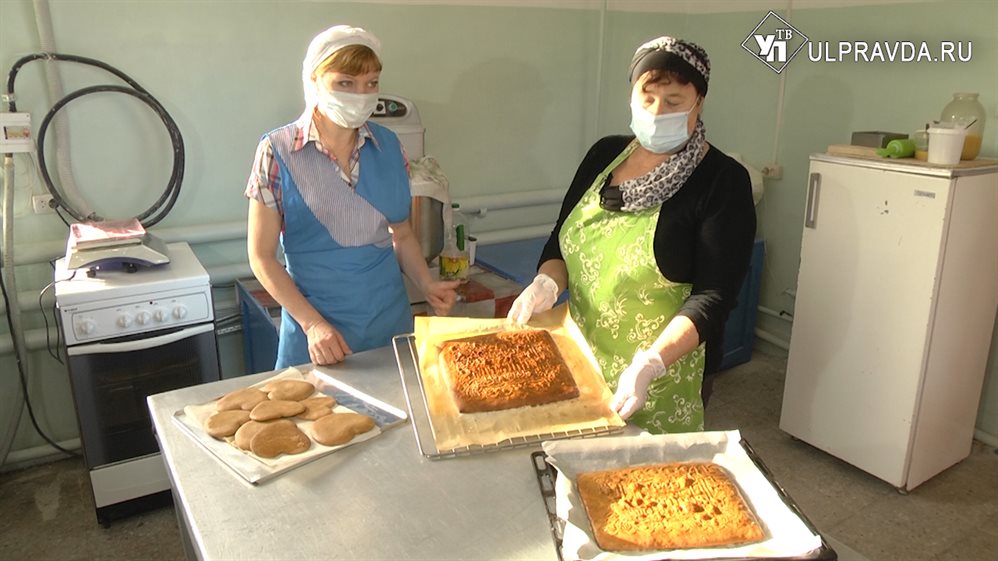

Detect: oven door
[66, 323, 221, 469]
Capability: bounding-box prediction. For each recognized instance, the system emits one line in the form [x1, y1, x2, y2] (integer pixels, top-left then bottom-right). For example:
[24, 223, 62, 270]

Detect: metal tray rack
[392, 334, 623, 460]
[530, 439, 838, 561]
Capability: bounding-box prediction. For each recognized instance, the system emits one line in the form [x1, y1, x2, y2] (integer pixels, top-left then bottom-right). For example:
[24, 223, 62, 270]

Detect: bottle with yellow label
[439, 203, 469, 282]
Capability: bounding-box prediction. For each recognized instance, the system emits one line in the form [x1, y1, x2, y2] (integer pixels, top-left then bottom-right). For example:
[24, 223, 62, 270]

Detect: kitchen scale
[65, 218, 170, 274]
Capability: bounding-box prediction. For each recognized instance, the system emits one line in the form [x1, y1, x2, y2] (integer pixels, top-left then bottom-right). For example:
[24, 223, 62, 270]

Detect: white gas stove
[54, 241, 221, 526]
[55, 241, 213, 346]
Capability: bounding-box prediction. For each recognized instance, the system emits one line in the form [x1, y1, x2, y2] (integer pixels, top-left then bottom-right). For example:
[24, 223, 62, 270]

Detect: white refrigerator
[779, 154, 998, 491]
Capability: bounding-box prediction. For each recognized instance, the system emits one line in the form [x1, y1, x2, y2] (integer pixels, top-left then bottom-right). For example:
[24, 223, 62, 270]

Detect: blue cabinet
[719, 239, 764, 370]
[236, 279, 280, 375]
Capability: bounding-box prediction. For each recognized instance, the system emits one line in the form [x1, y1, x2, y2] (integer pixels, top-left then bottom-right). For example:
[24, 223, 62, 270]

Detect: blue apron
[268, 121, 412, 368]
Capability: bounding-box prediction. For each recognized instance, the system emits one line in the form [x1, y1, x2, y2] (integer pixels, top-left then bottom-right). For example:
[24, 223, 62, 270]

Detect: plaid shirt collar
[291, 109, 381, 153]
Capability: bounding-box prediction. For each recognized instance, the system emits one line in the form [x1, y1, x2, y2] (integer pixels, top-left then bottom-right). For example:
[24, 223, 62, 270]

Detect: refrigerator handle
[805, 172, 821, 229]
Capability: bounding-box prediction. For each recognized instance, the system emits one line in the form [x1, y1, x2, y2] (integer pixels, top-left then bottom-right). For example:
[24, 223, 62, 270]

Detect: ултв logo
[741, 11, 809, 74]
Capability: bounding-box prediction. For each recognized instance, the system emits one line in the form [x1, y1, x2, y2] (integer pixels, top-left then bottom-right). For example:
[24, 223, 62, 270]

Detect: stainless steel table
[148, 345, 560, 561]
[148, 345, 870, 561]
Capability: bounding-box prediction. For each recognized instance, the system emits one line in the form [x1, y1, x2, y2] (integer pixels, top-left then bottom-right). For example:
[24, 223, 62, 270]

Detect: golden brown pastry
[249, 399, 306, 421]
[296, 402, 334, 421]
[204, 410, 251, 438]
[577, 462, 765, 551]
[440, 330, 579, 413]
[215, 387, 268, 411]
[300, 395, 336, 408]
[262, 380, 316, 401]
[310, 412, 376, 446]
[297, 395, 336, 419]
[250, 422, 311, 458]
[233, 419, 295, 451]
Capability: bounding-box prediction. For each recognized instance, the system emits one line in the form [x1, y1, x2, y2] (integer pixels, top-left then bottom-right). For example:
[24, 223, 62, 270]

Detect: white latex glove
[610, 349, 666, 420]
[506, 273, 559, 325]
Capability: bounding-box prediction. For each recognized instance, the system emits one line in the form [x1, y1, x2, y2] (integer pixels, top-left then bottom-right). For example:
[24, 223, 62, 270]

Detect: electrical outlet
[761, 164, 783, 180]
[32, 194, 55, 214]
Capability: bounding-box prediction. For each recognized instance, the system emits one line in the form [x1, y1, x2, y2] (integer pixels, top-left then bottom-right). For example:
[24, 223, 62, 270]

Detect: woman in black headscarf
[508, 37, 756, 434]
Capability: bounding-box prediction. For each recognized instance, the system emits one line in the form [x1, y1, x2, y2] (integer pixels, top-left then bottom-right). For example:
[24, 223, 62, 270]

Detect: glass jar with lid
[940, 92, 986, 160]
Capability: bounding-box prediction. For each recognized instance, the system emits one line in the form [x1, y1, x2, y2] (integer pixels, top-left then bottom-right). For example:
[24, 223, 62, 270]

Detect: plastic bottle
[439, 203, 469, 281]
[875, 139, 915, 159]
[910, 128, 929, 161]
[940, 92, 986, 160]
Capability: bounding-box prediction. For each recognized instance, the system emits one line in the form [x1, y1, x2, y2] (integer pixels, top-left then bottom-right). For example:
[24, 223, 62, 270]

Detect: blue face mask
[629, 98, 698, 154]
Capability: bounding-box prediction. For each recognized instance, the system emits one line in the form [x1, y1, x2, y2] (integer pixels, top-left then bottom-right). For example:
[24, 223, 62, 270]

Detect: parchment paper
[414, 304, 625, 451]
[543, 431, 823, 560]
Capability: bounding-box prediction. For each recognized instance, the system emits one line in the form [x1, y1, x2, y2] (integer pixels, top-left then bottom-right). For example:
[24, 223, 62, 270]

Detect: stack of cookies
[203, 379, 376, 458]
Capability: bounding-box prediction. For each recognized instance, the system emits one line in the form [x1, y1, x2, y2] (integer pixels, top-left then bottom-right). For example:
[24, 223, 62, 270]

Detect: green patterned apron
[560, 140, 705, 433]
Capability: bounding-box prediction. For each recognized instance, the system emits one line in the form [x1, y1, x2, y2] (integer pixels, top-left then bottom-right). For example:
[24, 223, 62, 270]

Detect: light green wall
[1, 0, 996, 458]
[0, 0, 603, 456]
[1, 0, 601, 242]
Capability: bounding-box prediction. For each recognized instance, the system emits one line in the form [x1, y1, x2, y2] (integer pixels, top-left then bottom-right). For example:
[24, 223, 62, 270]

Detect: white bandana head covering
[301, 25, 382, 108]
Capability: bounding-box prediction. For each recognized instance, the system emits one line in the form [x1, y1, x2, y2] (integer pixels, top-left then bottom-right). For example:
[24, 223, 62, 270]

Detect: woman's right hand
[506, 273, 560, 325]
[304, 319, 352, 365]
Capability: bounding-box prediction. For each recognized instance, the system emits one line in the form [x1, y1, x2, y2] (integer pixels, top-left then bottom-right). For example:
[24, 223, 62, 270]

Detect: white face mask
[629, 98, 698, 154]
[316, 89, 378, 129]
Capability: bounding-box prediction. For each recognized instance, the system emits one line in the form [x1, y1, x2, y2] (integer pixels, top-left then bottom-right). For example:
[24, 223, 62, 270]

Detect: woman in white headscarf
[246, 25, 458, 369]
[508, 37, 756, 434]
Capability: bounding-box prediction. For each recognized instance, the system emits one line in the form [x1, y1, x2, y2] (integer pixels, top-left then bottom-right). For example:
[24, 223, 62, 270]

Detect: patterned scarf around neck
[619, 119, 706, 212]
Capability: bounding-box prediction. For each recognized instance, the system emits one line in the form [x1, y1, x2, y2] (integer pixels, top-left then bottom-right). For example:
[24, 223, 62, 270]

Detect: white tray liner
[543, 430, 823, 560]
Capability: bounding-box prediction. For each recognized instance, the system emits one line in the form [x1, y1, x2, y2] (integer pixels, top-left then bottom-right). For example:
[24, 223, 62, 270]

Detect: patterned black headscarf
[629, 36, 710, 95]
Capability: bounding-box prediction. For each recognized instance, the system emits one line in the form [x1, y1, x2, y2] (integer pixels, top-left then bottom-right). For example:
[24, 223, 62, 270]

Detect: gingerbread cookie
[297, 396, 337, 421]
[262, 380, 315, 401]
[234, 419, 295, 451]
[250, 422, 311, 458]
[300, 395, 336, 408]
[215, 387, 268, 411]
[311, 412, 376, 446]
[204, 410, 251, 438]
[250, 400, 306, 421]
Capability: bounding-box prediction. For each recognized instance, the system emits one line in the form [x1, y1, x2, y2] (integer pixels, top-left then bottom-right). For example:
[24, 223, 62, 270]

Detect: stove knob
[135, 311, 152, 325]
[172, 305, 188, 320]
[76, 318, 96, 335]
[153, 309, 168, 322]
[117, 313, 133, 328]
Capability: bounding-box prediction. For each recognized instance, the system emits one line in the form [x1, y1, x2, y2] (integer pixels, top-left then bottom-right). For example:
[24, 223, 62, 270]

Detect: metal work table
[148, 344, 869, 561]
[147, 344, 560, 561]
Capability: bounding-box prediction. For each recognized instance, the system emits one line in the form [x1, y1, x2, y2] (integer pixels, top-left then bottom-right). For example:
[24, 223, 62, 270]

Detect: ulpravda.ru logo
[742, 10, 972, 73]
[807, 41, 972, 63]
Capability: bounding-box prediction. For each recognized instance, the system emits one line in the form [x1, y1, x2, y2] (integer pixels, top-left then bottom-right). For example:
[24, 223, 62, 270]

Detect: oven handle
[66, 323, 214, 356]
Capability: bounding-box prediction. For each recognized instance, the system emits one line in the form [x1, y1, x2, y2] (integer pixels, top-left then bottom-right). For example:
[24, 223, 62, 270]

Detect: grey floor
[1, 350, 996, 561]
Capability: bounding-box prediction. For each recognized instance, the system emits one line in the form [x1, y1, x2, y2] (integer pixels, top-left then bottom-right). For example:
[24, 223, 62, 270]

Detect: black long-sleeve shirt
[539, 135, 757, 375]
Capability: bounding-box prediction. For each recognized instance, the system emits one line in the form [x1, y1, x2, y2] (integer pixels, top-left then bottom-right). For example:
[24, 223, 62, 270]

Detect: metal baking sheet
[172, 368, 407, 484]
[531, 438, 838, 561]
[392, 334, 623, 460]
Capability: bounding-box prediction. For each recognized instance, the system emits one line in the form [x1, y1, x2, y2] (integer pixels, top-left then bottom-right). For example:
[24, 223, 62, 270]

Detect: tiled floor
[1, 350, 996, 560]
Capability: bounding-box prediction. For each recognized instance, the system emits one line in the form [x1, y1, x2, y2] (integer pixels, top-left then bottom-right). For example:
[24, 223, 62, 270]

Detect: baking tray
[530, 440, 838, 561]
[172, 369, 407, 484]
[392, 334, 623, 460]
